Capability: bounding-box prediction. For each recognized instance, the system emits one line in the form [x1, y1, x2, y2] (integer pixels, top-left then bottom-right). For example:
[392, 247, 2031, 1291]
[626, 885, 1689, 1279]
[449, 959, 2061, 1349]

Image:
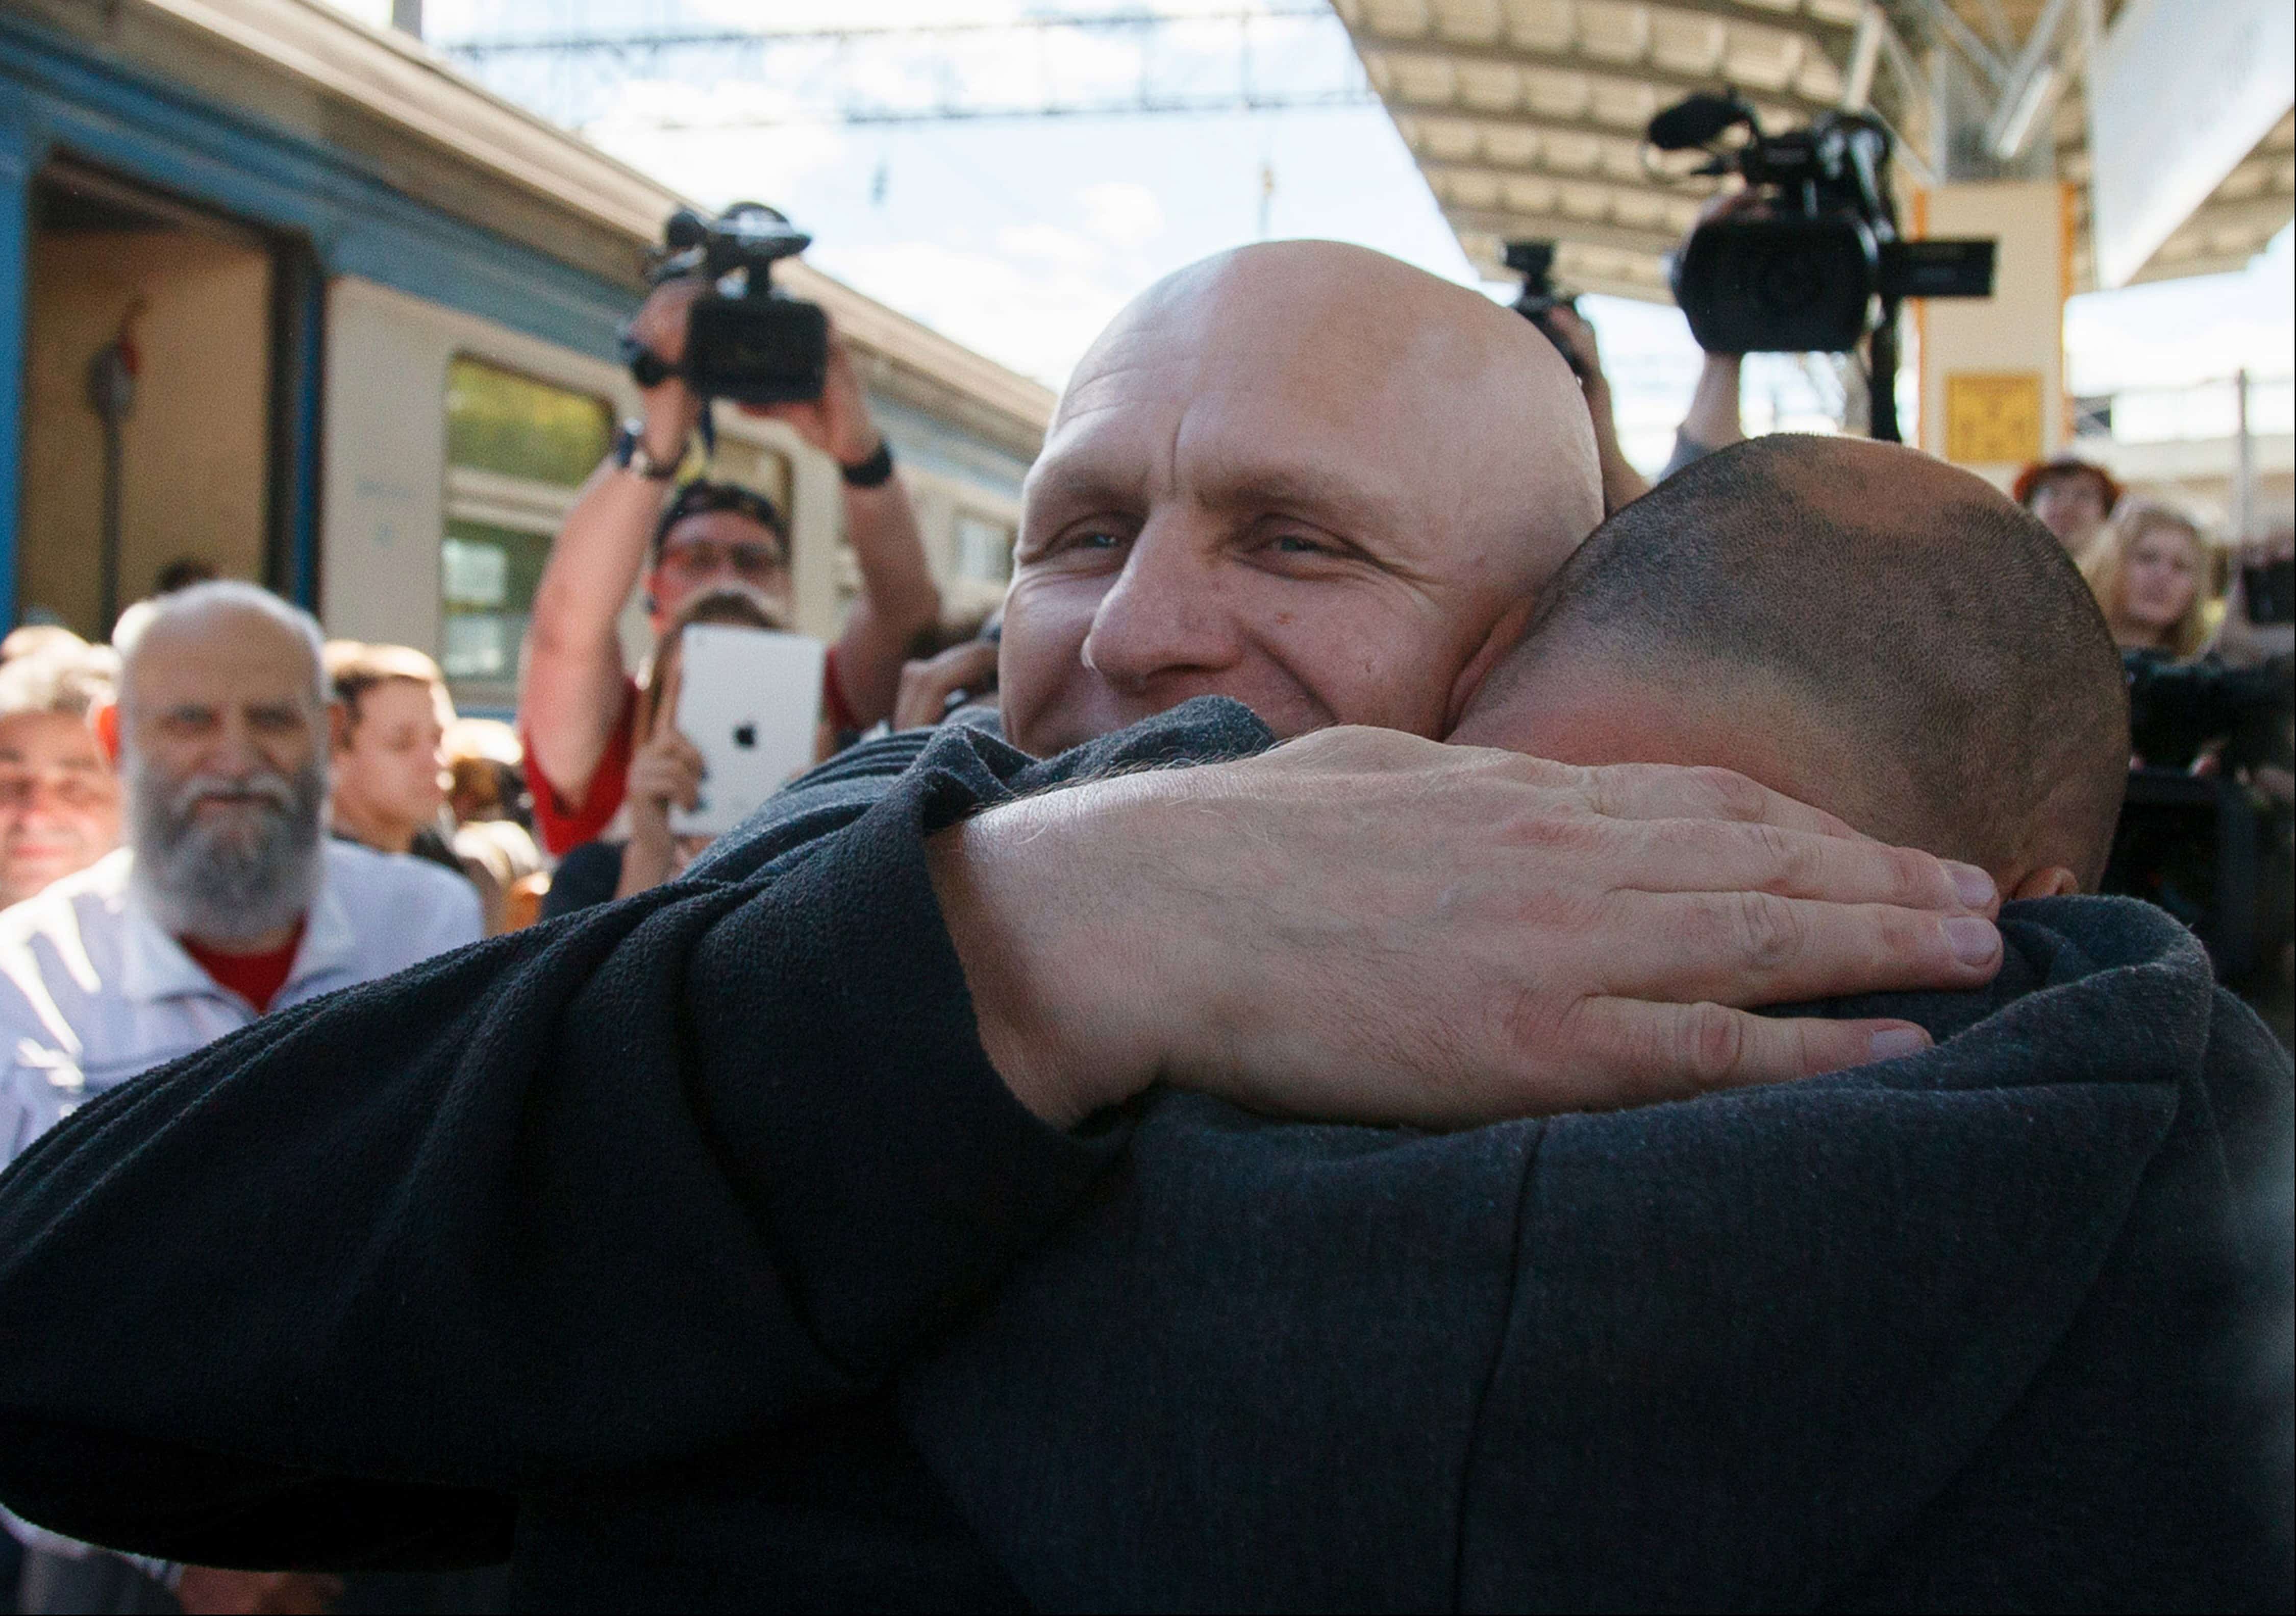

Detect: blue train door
[11, 159, 318, 640]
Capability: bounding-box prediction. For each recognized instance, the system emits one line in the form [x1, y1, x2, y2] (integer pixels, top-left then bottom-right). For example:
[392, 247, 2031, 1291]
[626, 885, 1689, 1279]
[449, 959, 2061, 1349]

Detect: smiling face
[996, 241, 1602, 756]
[0, 709, 120, 906]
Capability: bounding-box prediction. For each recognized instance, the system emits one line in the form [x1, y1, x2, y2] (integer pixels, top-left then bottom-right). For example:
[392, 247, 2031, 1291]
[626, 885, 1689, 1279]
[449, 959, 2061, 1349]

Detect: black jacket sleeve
[0, 740, 1117, 1571]
[899, 898, 2293, 1613]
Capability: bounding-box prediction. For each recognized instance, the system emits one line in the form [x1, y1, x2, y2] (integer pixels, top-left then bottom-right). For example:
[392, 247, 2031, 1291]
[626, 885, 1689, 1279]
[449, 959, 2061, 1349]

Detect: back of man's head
[1455, 435, 2130, 890]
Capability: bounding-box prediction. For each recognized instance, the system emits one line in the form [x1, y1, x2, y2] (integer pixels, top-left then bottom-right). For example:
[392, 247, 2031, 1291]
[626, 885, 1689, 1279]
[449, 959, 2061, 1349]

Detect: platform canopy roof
[1331, 0, 2295, 303]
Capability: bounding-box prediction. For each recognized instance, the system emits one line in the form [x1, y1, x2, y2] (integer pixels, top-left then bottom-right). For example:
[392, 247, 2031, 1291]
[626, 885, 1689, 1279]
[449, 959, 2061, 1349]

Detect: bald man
[997, 241, 1598, 752]
[0, 256, 2003, 1607]
[0, 583, 478, 1616]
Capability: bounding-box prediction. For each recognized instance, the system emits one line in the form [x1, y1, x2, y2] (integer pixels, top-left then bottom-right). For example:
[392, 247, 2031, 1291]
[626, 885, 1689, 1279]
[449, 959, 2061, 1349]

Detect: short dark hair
[323, 641, 446, 738]
[652, 479, 789, 564]
[1479, 435, 2130, 886]
[2012, 456, 2120, 513]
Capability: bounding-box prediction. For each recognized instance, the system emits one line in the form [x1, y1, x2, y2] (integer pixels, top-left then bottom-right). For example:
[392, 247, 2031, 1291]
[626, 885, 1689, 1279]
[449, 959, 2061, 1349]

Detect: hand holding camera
[620, 203, 883, 469]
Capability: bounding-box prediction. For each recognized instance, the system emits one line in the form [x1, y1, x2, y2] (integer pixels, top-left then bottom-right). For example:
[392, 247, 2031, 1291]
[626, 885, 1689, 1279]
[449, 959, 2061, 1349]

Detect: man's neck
[330, 797, 417, 856]
[183, 916, 306, 957]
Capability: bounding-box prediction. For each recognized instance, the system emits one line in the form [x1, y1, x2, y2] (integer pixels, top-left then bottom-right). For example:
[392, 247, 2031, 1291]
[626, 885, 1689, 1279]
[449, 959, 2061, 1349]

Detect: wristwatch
[839, 437, 896, 489]
[613, 420, 684, 481]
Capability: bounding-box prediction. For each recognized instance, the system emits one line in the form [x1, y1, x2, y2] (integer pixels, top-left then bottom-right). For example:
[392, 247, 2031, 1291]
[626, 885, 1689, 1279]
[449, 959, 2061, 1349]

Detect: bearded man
[0, 581, 480, 1158]
[0, 582, 480, 1615]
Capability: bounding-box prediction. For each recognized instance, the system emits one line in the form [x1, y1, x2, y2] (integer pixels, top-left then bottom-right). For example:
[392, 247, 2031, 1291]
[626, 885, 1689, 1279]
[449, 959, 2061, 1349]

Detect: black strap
[840, 438, 896, 489]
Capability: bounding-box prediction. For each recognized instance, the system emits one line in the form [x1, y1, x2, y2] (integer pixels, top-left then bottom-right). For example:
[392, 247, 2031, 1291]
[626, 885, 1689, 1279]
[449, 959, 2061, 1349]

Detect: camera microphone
[1646, 92, 1752, 152]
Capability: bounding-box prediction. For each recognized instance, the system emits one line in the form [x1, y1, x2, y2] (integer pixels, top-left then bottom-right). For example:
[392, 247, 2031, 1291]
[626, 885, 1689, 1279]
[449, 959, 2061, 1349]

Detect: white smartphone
[669, 624, 826, 837]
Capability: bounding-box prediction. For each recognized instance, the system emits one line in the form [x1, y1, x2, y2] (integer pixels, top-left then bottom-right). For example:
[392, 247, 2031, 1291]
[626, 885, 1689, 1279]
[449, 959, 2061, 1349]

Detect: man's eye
[1269, 532, 1329, 555]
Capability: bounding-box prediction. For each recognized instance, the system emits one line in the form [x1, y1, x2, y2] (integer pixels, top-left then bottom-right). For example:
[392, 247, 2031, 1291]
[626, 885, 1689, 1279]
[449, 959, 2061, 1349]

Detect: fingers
[1614, 816, 1997, 914]
[1580, 760, 1867, 839]
[652, 656, 685, 742]
[893, 640, 1000, 730]
[1598, 887, 2002, 1007]
[1557, 997, 1933, 1108]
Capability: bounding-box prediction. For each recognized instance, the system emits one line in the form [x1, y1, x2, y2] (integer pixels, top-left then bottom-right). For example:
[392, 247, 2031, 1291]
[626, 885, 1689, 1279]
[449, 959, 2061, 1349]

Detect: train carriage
[0, 0, 1049, 712]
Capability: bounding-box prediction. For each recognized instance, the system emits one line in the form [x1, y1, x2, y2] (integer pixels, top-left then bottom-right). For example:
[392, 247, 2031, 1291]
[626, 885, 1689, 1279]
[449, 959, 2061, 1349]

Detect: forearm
[520, 457, 656, 794]
[0, 784, 1124, 1559]
[1679, 353, 1745, 453]
[615, 830, 679, 899]
[1585, 383, 1650, 514]
[832, 471, 943, 726]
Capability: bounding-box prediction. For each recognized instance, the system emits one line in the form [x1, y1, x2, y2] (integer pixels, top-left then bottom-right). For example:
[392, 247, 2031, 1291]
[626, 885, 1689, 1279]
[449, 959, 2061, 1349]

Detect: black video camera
[1648, 92, 1994, 359]
[2125, 651, 2294, 773]
[1503, 240, 1587, 381]
[623, 203, 829, 407]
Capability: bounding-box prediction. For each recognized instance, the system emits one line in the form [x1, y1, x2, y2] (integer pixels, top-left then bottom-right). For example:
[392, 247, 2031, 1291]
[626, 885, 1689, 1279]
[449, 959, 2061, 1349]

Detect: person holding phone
[518, 277, 941, 859]
[539, 589, 793, 916]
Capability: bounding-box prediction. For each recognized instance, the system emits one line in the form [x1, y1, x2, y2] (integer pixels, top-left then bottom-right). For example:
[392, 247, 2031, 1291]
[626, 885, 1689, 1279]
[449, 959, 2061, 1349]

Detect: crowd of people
[0, 234, 2284, 1615]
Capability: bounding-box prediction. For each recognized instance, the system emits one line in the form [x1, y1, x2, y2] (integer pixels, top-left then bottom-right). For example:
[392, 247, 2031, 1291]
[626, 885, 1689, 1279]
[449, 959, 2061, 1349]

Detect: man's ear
[2009, 865, 2080, 901]
[327, 700, 353, 755]
[1444, 595, 1538, 734]
[90, 702, 120, 765]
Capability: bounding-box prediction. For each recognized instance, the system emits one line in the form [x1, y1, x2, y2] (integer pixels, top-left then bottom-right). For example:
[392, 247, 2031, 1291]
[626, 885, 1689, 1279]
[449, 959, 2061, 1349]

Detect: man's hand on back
[928, 727, 2001, 1129]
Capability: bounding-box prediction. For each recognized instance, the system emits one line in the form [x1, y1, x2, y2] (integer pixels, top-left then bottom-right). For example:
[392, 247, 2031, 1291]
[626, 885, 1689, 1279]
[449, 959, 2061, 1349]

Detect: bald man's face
[124, 611, 326, 861]
[997, 244, 1601, 755]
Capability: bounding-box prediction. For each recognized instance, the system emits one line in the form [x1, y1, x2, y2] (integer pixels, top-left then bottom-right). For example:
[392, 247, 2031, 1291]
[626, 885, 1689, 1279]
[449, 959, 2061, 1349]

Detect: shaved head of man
[999, 240, 1602, 756]
[1454, 436, 2130, 896]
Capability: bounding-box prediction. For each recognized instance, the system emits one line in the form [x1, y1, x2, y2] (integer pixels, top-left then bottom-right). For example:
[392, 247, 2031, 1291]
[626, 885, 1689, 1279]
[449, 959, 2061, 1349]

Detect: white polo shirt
[0, 839, 482, 1161]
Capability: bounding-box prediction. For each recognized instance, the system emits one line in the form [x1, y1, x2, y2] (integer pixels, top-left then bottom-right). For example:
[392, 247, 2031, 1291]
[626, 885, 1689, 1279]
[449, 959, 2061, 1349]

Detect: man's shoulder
[321, 840, 482, 937]
[0, 851, 134, 954]
[693, 699, 1278, 885]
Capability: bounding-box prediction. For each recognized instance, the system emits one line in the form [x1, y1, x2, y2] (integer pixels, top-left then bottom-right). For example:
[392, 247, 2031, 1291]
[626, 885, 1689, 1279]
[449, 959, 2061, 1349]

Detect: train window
[441, 358, 612, 700]
[445, 358, 613, 485]
[953, 513, 1015, 584]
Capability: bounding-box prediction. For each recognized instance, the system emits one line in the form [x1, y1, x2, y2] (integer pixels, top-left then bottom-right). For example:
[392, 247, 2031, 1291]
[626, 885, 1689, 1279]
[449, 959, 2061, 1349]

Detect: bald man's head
[998, 240, 1602, 755]
[1455, 436, 2130, 893]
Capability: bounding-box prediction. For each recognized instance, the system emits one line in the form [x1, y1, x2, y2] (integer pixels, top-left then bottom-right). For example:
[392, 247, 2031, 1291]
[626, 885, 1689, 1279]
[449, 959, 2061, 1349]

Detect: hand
[174, 1567, 343, 1615]
[739, 322, 882, 467]
[2212, 526, 2295, 668]
[928, 727, 2003, 1129]
[1538, 304, 1607, 399]
[627, 657, 705, 850]
[893, 638, 1000, 731]
[622, 277, 707, 460]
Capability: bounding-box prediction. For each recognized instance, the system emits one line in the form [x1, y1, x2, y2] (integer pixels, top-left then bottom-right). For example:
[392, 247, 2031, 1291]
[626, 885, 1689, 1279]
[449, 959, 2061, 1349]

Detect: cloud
[582, 82, 848, 209]
[1080, 182, 1164, 250]
[806, 238, 1132, 387]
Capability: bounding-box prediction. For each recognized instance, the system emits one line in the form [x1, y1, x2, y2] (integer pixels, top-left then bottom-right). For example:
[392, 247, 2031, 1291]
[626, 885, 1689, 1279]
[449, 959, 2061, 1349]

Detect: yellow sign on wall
[1944, 371, 2044, 465]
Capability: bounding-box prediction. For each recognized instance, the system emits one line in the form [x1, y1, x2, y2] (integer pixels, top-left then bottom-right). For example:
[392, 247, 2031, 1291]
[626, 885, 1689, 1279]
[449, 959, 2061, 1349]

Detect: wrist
[839, 435, 895, 489]
[926, 784, 1172, 1126]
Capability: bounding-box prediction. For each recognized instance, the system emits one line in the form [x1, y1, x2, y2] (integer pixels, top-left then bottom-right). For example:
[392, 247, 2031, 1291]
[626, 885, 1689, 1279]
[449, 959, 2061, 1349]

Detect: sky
[338, 0, 2292, 471]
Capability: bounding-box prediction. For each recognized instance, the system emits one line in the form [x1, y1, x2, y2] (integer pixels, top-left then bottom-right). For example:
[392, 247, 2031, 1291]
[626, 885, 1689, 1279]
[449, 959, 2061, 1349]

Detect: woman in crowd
[2082, 499, 2215, 658]
[2015, 456, 2123, 561]
[540, 587, 785, 917]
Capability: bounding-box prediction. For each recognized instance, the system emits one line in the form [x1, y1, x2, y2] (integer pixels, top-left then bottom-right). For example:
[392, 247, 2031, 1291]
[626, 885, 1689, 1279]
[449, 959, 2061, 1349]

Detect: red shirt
[182, 919, 307, 1014]
[524, 647, 859, 858]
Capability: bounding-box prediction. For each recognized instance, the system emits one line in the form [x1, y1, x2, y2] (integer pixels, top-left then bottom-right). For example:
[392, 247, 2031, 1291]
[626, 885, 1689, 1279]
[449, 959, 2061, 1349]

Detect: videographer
[518, 273, 940, 857]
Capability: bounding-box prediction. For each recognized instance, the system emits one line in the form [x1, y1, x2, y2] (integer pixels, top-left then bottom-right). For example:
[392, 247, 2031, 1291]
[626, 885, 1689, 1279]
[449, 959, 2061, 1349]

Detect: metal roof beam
[1354, 35, 1839, 121]
[1392, 105, 1667, 154]
[1439, 205, 1684, 257]
[1424, 162, 1701, 228]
